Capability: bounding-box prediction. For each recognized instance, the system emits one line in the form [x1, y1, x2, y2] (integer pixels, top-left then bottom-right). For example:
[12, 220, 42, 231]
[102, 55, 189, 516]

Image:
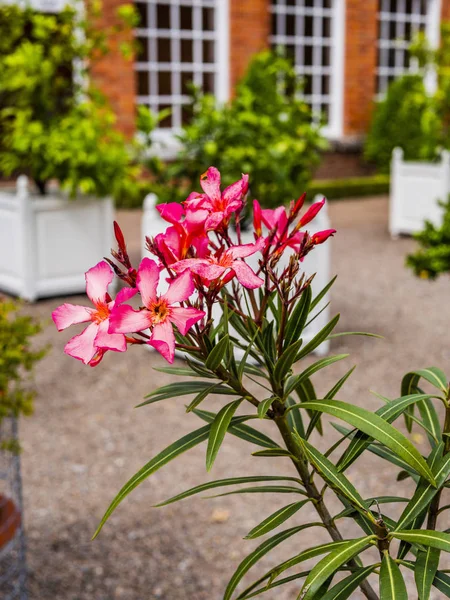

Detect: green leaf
[417, 398, 441, 447]
[294, 436, 369, 514]
[193, 407, 280, 449]
[223, 525, 315, 600]
[415, 547, 440, 600]
[93, 424, 212, 538]
[205, 334, 230, 370]
[379, 552, 407, 600]
[206, 399, 242, 471]
[252, 448, 294, 458]
[284, 354, 349, 398]
[294, 377, 323, 436]
[153, 475, 302, 507]
[286, 396, 306, 438]
[432, 570, 450, 597]
[237, 331, 259, 381]
[140, 380, 234, 406]
[257, 397, 274, 419]
[321, 565, 377, 600]
[153, 366, 214, 378]
[310, 275, 337, 311]
[238, 570, 310, 599]
[297, 400, 436, 486]
[245, 500, 312, 539]
[273, 338, 304, 385]
[296, 314, 340, 361]
[208, 485, 306, 498]
[402, 368, 448, 395]
[392, 530, 450, 553]
[284, 284, 312, 348]
[300, 537, 375, 600]
[327, 331, 383, 340]
[185, 383, 225, 412]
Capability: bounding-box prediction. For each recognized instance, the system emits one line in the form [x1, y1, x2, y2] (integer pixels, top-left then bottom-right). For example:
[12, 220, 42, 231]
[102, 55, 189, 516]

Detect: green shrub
[161, 50, 327, 208]
[309, 174, 390, 200]
[0, 3, 140, 199]
[407, 197, 450, 279]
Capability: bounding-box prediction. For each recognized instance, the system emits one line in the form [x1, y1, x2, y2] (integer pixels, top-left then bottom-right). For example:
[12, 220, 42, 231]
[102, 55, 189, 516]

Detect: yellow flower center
[149, 299, 170, 324]
[92, 302, 110, 324]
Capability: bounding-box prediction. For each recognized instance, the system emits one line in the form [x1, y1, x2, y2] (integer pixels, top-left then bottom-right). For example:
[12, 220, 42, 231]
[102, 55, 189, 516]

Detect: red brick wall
[90, 0, 136, 137]
[343, 0, 379, 139]
[442, 0, 450, 21]
[229, 0, 270, 92]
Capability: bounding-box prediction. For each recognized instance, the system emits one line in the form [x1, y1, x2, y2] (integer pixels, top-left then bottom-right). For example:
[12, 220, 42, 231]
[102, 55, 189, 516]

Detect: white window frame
[376, 0, 442, 97]
[269, 0, 345, 140]
[134, 0, 229, 156]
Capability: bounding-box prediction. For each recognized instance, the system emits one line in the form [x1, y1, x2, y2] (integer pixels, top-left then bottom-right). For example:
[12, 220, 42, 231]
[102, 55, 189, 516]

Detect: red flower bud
[298, 198, 325, 227]
[291, 192, 306, 219]
[113, 221, 126, 254]
[311, 229, 336, 245]
[253, 199, 262, 237]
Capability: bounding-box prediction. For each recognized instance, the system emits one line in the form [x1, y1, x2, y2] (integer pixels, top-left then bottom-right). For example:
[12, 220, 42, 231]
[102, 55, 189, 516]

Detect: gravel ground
[12, 195, 450, 599]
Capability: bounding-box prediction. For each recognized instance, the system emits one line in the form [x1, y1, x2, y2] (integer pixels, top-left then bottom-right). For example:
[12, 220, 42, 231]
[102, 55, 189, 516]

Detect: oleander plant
[53, 168, 450, 599]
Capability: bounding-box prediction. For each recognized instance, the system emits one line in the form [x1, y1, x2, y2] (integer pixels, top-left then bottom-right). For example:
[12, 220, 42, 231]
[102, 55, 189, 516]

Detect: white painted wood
[389, 147, 450, 237]
[141, 194, 332, 356]
[0, 177, 114, 301]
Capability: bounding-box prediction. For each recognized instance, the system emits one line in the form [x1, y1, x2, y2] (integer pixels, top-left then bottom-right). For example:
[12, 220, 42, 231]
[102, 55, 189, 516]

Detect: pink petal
[115, 286, 138, 305]
[95, 319, 127, 352]
[261, 206, 286, 230]
[231, 261, 264, 289]
[162, 270, 195, 305]
[222, 174, 248, 204]
[170, 307, 205, 335]
[172, 258, 210, 273]
[149, 320, 176, 363]
[109, 304, 151, 334]
[64, 322, 99, 365]
[195, 263, 226, 281]
[205, 212, 225, 231]
[85, 261, 114, 304]
[52, 303, 93, 331]
[299, 199, 325, 227]
[184, 208, 209, 231]
[137, 257, 160, 307]
[199, 167, 221, 202]
[157, 202, 184, 225]
[228, 238, 265, 260]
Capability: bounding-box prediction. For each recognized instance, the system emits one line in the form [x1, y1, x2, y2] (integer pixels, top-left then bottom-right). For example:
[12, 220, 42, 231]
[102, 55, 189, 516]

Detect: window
[135, 0, 228, 131]
[270, 0, 344, 138]
[376, 0, 441, 95]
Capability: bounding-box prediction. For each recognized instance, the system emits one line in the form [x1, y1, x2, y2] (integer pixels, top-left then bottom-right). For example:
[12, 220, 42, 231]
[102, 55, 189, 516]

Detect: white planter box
[390, 147, 450, 237]
[0, 176, 114, 301]
[141, 194, 332, 356]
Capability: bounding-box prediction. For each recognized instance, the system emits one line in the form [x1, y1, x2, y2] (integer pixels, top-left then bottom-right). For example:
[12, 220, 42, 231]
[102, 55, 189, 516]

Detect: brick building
[37, 0, 450, 161]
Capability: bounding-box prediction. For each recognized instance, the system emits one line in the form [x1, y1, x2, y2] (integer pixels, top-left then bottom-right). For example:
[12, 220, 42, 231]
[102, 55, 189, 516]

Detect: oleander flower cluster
[52, 167, 334, 365]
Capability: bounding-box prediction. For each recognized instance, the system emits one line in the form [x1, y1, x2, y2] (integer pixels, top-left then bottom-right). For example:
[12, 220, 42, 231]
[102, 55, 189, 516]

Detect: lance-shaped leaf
[154, 475, 303, 507]
[208, 486, 306, 498]
[284, 284, 312, 348]
[294, 377, 323, 436]
[245, 500, 312, 539]
[154, 366, 215, 378]
[205, 334, 230, 370]
[286, 396, 306, 438]
[93, 423, 212, 538]
[432, 570, 450, 597]
[337, 393, 434, 472]
[379, 552, 407, 600]
[294, 436, 369, 515]
[296, 314, 340, 361]
[321, 565, 377, 600]
[237, 541, 348, 600]
[206, 399, 242, 471]
[415, 547, 440, 600]
[239, 570, 310, 599]
[193, 407, 280, 449]
[252, 448, 294, 458]
[392, 530, 450, 553]
[395, 444, 450, 531]
[284, 354, 349, 398]
[297, 400, 436, 485]
[273, 339, 304, 385]
[402, 367, 448, 395]
[223, 525, 318, 600]
[299, 536, 375, 600]
[310, 275, 337, 311]
[257, 397, 275, 419]
[417, 398, 441, 447]
[140, 380, 235, 406]
[186, 383, 227, 412]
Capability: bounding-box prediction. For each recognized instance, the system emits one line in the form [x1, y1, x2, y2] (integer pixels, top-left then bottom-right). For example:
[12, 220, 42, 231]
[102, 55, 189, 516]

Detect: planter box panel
[0, 207, 21, 278]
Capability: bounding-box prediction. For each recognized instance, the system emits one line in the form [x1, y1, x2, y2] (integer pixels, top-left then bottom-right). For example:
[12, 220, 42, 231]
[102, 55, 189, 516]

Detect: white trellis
[390, 147, 450, 237]
[141, 194, 332, 356]
[0, 177, 113, 301]
[269, 0, 345, 139]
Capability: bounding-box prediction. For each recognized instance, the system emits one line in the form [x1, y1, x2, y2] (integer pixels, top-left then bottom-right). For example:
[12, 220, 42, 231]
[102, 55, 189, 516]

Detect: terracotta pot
[0, 493, 21, 549]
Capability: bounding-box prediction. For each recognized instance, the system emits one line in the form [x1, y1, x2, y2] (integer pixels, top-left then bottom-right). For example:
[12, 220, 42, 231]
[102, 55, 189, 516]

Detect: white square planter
[390, 147, 450, 237]
[141, 194, 332, 356]
[0, 176, 114, 301]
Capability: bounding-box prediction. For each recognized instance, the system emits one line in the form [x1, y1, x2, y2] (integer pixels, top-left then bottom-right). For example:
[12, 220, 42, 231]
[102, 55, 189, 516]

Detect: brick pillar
[442, 0, 450, 21]
[89, 0, 136, 137]
[343, 0, 379, 139]
[229, 0, 270, 92]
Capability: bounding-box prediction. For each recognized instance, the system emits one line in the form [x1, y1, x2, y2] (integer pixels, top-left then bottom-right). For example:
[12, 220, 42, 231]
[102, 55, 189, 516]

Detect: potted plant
[0, 297, 46, 598]
[0, 3, 139, 301]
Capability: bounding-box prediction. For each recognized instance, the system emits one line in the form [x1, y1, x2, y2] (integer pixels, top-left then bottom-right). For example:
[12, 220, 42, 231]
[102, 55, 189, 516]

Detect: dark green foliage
[158, 50, 327, 208]
[407, 198, 450, 278]
[308, 175, 390, 200]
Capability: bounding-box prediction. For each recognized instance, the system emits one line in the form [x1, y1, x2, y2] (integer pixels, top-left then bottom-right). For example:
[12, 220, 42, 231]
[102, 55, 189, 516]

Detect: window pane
[159, 104, 172, 128]
[181, 39, 193, 63]
[203, 7, 214, 31]
[203, 71, 215, 94]
[136, 71, 149, 95]
[180, 5, 192, 30]
[181, 72, 194, 95]
[203, 40, 215, 63]
[158, 71, 172, 95]
[157, 4, 170, 29]
[135, 3, 147, 26]
[157, 38, 171, 62]
[136, 37, 149, 61]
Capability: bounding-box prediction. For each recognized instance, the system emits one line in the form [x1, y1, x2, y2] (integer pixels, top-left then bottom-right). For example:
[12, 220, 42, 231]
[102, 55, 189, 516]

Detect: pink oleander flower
[109, 257, 205, 363]
[253, 200, 304, 252]
[184, 167, 249, 231]
[172, 239, 265, 290]
[155, 203, 209, 265]
[52, 261, 137, 366]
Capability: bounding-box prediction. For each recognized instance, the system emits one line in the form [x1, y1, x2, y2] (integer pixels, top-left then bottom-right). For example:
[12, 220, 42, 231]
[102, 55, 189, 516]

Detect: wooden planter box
[141, 193, 332, 356]
[390, 147, 450, 237]
[0, 176, 114, 301]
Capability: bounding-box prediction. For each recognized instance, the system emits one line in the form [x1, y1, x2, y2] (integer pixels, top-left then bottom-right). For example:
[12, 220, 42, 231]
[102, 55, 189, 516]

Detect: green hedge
[308, 175, 390, 201]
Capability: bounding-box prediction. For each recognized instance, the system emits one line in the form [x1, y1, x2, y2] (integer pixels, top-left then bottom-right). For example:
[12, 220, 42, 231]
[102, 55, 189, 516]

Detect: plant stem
[275, 413, 379, 600]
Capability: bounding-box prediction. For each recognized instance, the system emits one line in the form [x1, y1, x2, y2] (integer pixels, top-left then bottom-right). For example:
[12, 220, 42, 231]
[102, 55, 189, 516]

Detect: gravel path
[14, 196, 450, 599]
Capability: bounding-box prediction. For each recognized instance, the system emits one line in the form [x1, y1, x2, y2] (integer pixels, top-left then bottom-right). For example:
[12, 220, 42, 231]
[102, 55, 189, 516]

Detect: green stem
[275, 412, 379, 600]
